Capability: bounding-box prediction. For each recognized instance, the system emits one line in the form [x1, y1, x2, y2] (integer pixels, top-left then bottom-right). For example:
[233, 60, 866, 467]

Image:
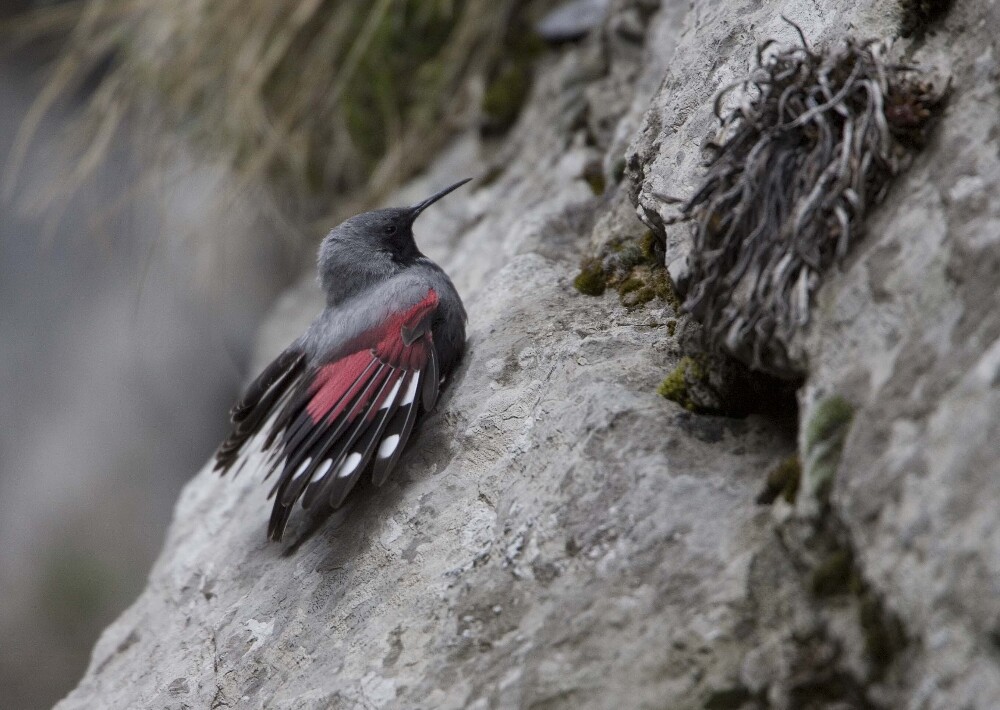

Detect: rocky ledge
[59, 0, 999, 708]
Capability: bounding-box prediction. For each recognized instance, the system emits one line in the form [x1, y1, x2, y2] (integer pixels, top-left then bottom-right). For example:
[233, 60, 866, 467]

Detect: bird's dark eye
[384, 224, 397, 235]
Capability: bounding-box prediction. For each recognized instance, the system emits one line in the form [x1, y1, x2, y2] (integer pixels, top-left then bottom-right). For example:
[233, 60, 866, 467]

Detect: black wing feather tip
[422, 346, 440, 412]
[268, 501, 293, 541]
[214, 348, 305, 473]
[231, 349, 304, 419]
[298, 414, 370, 510]
[268, 359, 378, 503]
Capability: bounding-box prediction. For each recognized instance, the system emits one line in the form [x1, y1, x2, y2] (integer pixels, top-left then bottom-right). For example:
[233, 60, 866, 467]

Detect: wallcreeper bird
[215, 179, 470, 541]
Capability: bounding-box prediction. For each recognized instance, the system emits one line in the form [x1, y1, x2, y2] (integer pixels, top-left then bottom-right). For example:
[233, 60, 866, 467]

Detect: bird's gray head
[317, 178, 471, 304]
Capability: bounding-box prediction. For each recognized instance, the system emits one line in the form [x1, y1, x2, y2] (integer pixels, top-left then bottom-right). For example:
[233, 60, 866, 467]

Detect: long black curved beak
[409, 178, 472, 219]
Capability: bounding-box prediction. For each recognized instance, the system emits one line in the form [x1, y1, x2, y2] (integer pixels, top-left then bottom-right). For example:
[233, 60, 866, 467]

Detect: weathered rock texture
[60, 0, 999, 708]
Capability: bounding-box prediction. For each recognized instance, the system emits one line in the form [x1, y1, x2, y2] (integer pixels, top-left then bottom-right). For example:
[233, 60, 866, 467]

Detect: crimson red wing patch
[263, 288, 441, 540]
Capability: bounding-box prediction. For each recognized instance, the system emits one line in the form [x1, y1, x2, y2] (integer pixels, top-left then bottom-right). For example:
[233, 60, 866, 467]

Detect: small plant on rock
[666, 21, 947, 378]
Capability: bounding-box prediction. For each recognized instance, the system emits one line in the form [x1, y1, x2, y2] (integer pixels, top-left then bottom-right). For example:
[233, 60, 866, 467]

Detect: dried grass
[3, 0, 543, 240]
[664, 21, 947, 379]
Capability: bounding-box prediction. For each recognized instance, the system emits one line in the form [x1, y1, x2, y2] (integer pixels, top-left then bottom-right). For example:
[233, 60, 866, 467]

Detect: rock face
[59, 1, 1000, 709]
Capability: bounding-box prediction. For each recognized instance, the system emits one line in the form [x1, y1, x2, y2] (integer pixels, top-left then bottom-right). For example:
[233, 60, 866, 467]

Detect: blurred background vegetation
[7, 0, 548, 237]
[0, 0, 558, 706]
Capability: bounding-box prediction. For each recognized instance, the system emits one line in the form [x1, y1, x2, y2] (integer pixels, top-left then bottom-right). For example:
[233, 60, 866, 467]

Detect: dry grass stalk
[672, 22, 946, 379]
[3, 0, 535, 242]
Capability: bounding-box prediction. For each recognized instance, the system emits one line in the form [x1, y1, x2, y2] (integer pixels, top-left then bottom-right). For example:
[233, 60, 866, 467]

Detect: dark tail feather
[268, 499, 294, 542]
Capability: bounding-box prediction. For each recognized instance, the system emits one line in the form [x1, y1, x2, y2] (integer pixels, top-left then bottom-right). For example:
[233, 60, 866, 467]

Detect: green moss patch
[657, 356, 707, 412]
[803, 396, 855, 503]
[806, 533, 908, 678]
[574, 229, 679, 311]
[757, 455, 802, 505]
[573, 258, 607, 296]
[859, 590, 908, 678]
[582, 161, 606, 196]
[617, 267, 671, 308]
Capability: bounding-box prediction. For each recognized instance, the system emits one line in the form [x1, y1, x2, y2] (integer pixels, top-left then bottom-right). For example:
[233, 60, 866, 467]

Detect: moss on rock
[657, 356, 706, 411]
[582, 161, 606, 196]
[804, 396, 855, 503]
[758, 455, 802, 504]
[859, 590, 908, 677]
[574, 227, 678, 311]
[617, 276, 644, 296]
[573, 258, 607, 296]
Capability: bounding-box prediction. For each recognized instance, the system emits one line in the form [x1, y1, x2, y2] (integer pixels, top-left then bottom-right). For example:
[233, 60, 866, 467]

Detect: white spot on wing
[292, 457, 312, 481]
[402, 373, 420, 405]
[380, 378, 403, 410]
[378, 434, 400, 459]
[315, 459, 333, 479]
[337, 452, 363, 479]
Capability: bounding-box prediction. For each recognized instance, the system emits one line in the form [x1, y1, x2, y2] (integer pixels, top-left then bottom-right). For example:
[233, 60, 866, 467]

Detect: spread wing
[215, 287, 443, 541]
[214, 346, 307, 473]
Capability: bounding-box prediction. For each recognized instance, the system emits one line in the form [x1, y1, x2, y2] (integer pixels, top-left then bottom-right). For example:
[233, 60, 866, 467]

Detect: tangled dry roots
[677, 24, 946, 379]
